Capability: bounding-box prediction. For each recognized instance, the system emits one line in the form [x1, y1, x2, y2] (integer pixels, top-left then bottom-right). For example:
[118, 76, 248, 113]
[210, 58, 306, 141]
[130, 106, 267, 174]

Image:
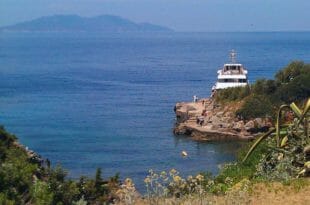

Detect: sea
[0, 31, 309, 191]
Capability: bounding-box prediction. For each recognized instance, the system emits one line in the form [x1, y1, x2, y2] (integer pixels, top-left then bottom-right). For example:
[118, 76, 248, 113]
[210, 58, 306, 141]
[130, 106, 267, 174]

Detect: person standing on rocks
[193, 95, 198, 103]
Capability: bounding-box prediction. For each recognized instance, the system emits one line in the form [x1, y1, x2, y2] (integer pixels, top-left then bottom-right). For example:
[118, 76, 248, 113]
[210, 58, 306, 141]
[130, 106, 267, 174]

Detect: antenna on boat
[230, 50, 237, 63]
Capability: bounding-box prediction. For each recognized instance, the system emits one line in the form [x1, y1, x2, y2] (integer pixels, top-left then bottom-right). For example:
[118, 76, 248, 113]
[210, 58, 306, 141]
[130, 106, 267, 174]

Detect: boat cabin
[212, 50, 249, 91]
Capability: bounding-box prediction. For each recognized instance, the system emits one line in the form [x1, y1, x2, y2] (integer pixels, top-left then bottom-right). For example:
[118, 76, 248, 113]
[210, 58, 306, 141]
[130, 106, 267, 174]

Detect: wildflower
[125, 178, 134, 187]
[144, 177, 151, 184]
[169, 168, 177, 175]
[207, 180, 214, 186]
[196, 174, 204, 182]
[224, 177, 233, 185]
[160, 171, 167, 177]
[173, 175, 182, 183]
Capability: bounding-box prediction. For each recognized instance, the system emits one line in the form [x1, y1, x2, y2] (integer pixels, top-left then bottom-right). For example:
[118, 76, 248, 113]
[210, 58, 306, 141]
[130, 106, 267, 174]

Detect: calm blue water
[0, 32, 309, 191]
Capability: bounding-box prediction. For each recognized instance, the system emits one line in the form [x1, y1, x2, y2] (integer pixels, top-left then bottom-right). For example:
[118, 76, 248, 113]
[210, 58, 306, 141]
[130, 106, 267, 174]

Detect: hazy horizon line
[1, 14, 310, 33]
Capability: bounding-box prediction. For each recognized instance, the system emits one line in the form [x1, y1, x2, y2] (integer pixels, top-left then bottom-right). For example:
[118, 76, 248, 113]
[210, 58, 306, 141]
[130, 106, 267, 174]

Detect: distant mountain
[0, 15, 172, 32]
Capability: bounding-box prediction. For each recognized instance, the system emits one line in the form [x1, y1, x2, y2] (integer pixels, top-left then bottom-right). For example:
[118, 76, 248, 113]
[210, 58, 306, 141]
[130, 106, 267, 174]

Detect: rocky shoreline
[13, 140, 48, 167]
[173, 98, 272, 141]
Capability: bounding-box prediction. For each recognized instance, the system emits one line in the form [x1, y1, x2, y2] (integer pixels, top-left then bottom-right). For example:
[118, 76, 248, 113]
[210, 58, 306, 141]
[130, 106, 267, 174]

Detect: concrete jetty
[173, 98, 272, 141]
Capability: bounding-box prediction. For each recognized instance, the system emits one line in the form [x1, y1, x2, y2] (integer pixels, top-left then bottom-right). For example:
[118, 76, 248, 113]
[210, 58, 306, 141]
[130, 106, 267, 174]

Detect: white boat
[212, 50, 249, 91]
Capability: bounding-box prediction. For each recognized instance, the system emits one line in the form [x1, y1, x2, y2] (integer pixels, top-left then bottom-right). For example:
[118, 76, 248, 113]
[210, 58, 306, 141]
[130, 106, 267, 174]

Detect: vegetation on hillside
[0, 126, 120, 204]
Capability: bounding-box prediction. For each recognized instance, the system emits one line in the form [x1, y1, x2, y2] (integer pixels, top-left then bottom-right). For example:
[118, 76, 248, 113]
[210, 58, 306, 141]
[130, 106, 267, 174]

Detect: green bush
[215, 85, 251, 102]
[31, 181, 54, 205]
[236, 95, 274, 120]
[0, 126, 121, 204]
[0, 193, 15, 205]
[275, 72, 310, 103]
[275, 61, 307, 84]
[252, 79, 277, 96]
[215, 140, 269, 188]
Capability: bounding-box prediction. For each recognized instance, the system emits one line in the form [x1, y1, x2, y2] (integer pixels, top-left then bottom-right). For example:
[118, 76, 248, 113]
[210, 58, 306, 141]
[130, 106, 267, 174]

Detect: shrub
[215, 85, 250, 102]
[214, 139, 269, 190]
[236, 95, 274, 120]
[276, 72, 310, 103]
[31, 181, 54, 204]
[275, 61, 306, 84]
[252, 79, 277, 96]
[0, 126, 121, 204]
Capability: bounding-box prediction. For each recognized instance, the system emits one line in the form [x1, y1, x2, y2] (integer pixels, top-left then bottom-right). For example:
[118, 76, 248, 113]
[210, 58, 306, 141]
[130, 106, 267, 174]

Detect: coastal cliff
[173, 98, 272, 141]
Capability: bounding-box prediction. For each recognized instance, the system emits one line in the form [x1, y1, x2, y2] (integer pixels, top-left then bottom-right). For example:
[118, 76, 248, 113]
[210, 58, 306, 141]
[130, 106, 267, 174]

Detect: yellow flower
[180, 184, 185, 189]
[144, 177, 151, 184]
[169, 168, 177, 175]
[196, 174, 204, 181]
[125, 178, 133, 186]
[173, 175, 182, 183]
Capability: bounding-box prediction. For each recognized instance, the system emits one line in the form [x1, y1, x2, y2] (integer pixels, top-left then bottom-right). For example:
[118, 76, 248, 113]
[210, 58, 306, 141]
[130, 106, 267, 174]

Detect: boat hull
[212, 82, 249, 92]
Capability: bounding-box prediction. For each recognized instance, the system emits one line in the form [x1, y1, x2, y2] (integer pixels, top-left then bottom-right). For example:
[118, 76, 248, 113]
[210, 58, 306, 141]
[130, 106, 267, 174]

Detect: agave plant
[243, 98, 310, 178]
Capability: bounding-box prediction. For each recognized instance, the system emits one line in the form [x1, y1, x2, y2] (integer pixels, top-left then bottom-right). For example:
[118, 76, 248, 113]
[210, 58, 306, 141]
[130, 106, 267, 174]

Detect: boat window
[218, 79, 247, 83]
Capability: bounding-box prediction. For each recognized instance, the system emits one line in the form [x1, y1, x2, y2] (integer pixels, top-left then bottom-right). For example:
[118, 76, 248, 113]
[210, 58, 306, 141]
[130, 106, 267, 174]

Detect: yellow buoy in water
[181, 151, 188, 157]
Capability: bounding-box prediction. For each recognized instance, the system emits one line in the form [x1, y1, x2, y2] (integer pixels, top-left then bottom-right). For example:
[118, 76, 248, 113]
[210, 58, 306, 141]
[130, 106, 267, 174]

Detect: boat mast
[230, 50, 237, 63]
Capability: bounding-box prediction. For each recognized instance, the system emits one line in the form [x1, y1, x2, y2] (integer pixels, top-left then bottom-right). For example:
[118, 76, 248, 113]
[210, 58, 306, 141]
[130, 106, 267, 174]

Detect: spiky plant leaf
[297, 98, 310, 126]
[298, 169, 306, 176]
[290, 103, 302, 118]
[276, 105, 290, 147]
[280, 136, 288, 147]
[242, 128, 275, 163]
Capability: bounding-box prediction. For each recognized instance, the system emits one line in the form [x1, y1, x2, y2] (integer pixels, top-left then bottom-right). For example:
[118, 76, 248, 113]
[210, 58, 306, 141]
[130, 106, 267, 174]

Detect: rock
[186, 104, 197, 111]
[233, 121, 244, 132]
[219, 123, 230, 129]
[204, 124, 214, 130]
[175, 103, 198, 123]
[221, 117, 231, 123]
[173, 98, 255, 141]
[245, 120, 255, 131]
[216, 111, 224, 117]
[210, 115, 221, 125]
[254, 118, 264, 128]
[174, 124, 188, 135]
[265, 118, 273, 127]
[224, 111, 233, 117]
[176, 111, 188, 123]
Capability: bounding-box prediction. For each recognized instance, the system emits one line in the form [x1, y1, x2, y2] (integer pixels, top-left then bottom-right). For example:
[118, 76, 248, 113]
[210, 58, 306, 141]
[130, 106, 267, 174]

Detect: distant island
[0, 14, 173, 32]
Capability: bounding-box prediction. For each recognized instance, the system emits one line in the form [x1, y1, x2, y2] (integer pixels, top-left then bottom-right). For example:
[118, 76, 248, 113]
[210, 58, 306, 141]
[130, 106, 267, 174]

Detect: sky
[1, 0, 309, 32]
